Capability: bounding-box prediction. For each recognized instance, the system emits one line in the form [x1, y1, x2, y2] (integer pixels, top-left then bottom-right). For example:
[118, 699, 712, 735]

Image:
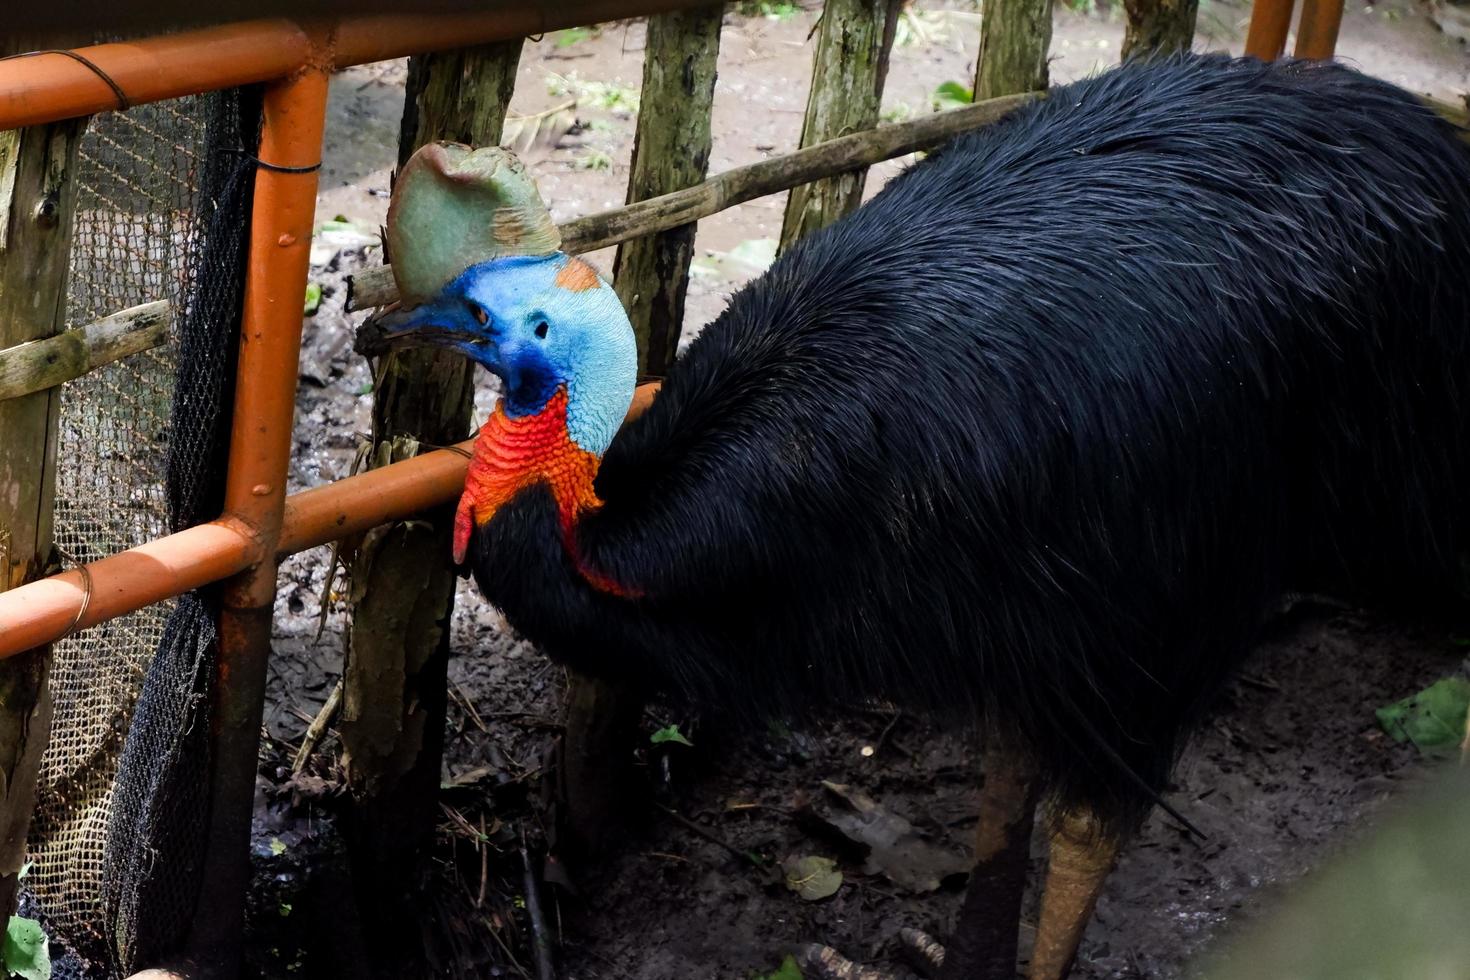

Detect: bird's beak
[354, 300, 484, 360]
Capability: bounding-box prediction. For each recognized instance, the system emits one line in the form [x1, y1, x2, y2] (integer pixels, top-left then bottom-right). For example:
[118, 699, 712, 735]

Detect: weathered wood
[1121, 0, 1198, 61]
[778, 0, 902, 253]
[346, 91, 1041, 311]
[0, 87, 85, 920]
[341, 36, 522, 977]
[973, 0, 1053, 102]
[0, 300, 170, 402]
[555, 5, 724, 861]
[397, 38, 525, 170]
[612, 4, 722, 375]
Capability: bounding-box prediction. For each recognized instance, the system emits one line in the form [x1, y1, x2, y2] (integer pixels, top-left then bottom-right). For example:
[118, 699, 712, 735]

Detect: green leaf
[269, 837, 288, 856]
[782, 855, 843, 901]
[1376, 677, 1470, 752]
[303, 282, 323, 316]
[553, 27, 592, 47]
[932, 80, 974, 111]
[650, 724, 693, 747]
[755, 954, 804, 980]
[15, 863, 30, 882]
[4, 917, 51, 980]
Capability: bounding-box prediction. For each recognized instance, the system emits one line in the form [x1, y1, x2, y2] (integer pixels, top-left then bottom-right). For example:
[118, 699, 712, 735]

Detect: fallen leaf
[501, 101, 579, 161]
[3, 917, 50, 980]
[816, 780, 969, 894]
[1376, 677, 1470, 752]
[650, 724, 694, 747]
[755, 954, 805, 980]
[782, 855, 842, 901]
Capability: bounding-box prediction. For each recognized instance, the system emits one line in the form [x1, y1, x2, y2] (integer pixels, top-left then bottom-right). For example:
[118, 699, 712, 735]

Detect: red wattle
[456, 388, 638, 597]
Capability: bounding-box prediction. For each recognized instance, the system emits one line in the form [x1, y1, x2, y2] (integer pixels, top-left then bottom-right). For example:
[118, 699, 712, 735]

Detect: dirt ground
[252, 3, 1470, 978]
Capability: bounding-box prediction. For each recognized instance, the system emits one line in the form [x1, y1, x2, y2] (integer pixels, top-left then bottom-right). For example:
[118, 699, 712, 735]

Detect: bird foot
[794, 928, 947, 980]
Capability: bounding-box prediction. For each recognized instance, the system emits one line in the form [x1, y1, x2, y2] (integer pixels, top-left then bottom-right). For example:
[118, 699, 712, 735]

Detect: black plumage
[472, 52, 1470, 837]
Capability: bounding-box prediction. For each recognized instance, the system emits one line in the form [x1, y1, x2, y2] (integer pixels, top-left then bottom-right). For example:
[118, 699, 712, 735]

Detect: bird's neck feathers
[453, 387, 631, 596]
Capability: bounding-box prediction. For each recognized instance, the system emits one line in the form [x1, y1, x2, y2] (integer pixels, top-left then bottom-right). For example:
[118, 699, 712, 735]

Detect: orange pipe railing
[1293, 0, 1345, 59]
[1245, 0, 1296, 59]
[0, 2, 710, 131]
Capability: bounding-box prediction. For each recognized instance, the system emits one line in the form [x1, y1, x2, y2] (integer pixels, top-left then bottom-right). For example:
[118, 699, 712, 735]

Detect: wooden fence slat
[612, 5, 724, 375]
[346, 92, 1041, 312]
[1121, 0, 1198, 61]
[0, 71, 86, 920]
[0, 301, 170, 403]
[778, 0, 902, 253]
[558, 3, 724, 862]
[974, 0, 1053, 102]
[338, 36, 524, 973]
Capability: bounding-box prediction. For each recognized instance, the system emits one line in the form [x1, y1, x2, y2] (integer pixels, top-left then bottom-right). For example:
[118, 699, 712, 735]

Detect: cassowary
[361, 53, 1470, 979]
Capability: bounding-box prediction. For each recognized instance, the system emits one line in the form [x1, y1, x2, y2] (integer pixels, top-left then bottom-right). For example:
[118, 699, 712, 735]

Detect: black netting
[100, 86, 261, 974]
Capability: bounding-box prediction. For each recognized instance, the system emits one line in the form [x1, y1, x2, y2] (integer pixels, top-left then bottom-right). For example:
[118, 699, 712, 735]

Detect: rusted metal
[0, 1, 714, 132]
[1293, 0, 1344, 59]
[183, 68, 329, 977]
[1244, 0, 1296, 60]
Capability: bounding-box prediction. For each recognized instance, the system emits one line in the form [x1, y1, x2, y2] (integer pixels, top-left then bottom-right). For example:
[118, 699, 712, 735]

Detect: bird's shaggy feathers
[473, 53, 1470, 832]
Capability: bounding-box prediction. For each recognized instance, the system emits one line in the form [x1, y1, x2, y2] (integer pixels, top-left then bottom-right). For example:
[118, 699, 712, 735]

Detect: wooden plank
[346, 91, 1041, 312]
[339, 36, 523, 973]
[973, 0, 1053, 101]
[0, 300, 170, 402]
[0, 81, 85, 919]
[1121, 0, 1198, 61]
[778, 0, 902, 253]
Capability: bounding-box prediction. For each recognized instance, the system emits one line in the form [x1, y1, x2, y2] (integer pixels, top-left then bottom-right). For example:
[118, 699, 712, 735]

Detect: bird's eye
[468, 302, 489, 326]
[534, 321, 549, 339]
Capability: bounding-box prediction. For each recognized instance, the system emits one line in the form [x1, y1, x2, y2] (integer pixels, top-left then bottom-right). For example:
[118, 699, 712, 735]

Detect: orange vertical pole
[1293, 0, 1344, 59]
[185, 67, 328, 977]
[1245, 0, 1296, 60]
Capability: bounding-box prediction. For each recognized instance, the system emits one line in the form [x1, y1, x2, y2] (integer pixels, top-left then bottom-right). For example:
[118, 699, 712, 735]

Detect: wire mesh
[25, 97, 208, 970]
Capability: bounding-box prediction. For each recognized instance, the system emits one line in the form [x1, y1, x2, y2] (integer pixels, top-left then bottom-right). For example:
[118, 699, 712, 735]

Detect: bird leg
[794, 748, 1039, 980]
[935, 746, 1039, 980]
[1026, 808, 1119, 980]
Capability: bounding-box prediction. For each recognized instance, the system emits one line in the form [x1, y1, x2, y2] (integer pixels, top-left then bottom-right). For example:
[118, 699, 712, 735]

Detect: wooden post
[1121, 0, 1198, 60]
[612, 7, 722, 377]
[556, 5, 723, 860]
[339, 36, 523, 974]
[0, 70, 85, 919]
[973, 0, 1053, 102]
[778, 0, 902, 254]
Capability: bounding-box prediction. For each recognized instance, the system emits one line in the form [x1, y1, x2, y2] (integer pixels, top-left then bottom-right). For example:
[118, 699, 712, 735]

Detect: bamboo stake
[0, 300, 170, 402]
[345, 91, 1041, 312]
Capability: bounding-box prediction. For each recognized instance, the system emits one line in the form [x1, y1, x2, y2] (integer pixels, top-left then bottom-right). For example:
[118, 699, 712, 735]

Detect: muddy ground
[251, 3, 1470, 978]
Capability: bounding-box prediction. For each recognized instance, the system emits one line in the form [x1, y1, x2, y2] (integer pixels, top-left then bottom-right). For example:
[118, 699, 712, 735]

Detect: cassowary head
[360, 142, 641, 569]
[370, 251, 638, 458]
[364, 142, 638, 459]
